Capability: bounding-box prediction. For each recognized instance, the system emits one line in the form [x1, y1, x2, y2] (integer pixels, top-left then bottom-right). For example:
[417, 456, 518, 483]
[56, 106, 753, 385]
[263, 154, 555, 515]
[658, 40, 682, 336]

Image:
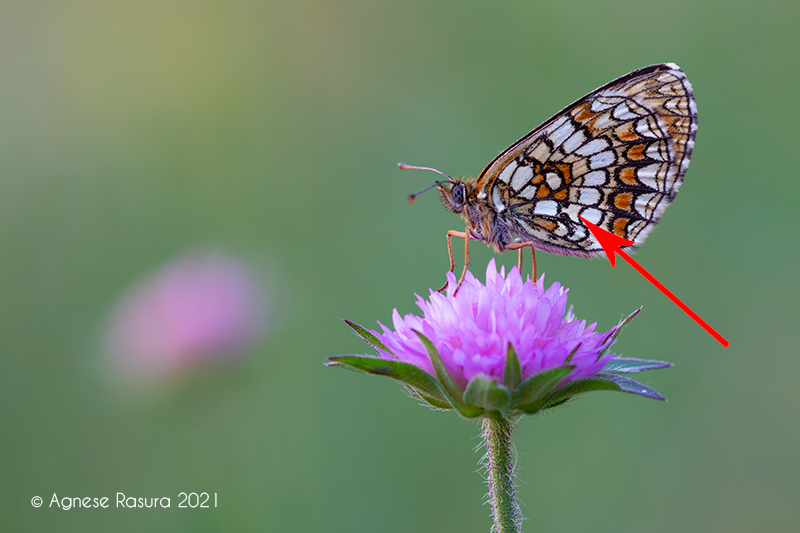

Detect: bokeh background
[2, 1, 798, 531]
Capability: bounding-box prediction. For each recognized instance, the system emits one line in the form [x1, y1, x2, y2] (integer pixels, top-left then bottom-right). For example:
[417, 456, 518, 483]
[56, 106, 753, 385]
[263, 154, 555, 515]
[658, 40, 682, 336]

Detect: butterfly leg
[441, 228, 471, 293]
[506, 241, 537, 282]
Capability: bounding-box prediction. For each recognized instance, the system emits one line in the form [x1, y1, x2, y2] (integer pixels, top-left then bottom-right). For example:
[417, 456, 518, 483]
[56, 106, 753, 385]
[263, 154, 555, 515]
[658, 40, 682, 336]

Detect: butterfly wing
[475, 63, 697, 257]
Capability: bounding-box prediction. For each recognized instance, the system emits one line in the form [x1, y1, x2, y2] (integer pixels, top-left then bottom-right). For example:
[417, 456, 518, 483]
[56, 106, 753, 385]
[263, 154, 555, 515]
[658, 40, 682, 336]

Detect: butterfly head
[437, 179, 468, 214]
[400, 162, 493, 244]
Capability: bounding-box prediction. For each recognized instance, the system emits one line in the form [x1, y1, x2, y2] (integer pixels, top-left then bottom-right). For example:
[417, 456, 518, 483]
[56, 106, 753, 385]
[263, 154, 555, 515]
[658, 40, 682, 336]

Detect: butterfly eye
[451, 183, 465, 205]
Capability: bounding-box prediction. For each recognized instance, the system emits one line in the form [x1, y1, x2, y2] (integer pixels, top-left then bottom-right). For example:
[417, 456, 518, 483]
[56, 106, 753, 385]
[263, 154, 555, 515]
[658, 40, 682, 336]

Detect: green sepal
[503, 344, 522, 392]
[463, 376, 511, 416]
[602, 357, 672, 374]
[402, 386, 454, 410]
[541, 398, 570, 410]
[598, 307, 641, 358]
[539, 377, 623, 410]
[512, 365, 574, 414]
[594, 372, 667, 401]
[343, 319, 394, 357]
[326, 355, 449, 405]
[412, 330, 462, 400]
[538, 371, 668, 410]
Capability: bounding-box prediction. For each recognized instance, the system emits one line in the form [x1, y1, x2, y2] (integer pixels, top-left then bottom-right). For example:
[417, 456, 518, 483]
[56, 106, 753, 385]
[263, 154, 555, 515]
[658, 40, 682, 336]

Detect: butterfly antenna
[398, 162, 456, 204]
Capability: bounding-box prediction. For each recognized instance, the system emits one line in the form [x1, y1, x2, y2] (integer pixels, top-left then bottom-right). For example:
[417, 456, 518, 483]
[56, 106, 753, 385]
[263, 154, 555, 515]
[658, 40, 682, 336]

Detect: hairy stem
[482, 415, 521, 533]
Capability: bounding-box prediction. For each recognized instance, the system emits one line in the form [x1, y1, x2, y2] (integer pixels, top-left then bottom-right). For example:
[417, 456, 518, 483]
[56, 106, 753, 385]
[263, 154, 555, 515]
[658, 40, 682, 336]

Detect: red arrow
[580, 216, 729, 348]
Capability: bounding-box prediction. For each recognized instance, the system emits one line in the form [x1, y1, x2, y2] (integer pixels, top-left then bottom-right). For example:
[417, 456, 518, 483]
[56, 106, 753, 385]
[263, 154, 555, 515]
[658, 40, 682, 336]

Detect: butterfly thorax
[438, 179, 514, 254]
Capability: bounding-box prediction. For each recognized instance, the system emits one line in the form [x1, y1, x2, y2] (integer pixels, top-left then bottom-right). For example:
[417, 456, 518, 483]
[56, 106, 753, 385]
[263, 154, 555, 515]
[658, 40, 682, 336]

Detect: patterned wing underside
[476, 63, 697, 257]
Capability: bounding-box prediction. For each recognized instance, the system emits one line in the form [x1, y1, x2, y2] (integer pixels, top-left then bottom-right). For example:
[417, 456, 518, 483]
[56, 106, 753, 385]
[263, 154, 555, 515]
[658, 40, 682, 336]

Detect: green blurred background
[1, 1, 798, 531]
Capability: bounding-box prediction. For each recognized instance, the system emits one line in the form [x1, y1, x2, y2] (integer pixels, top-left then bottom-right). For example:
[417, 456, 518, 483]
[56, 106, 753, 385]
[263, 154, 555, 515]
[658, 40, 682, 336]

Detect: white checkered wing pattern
[475, 63, 697, 257]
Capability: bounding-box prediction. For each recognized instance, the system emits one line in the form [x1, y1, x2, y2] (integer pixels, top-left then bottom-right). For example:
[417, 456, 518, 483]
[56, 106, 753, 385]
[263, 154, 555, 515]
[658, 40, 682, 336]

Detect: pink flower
[330, 259, 670, 419]
[105, 252, 265, 380]
[374, 259, 613, 389]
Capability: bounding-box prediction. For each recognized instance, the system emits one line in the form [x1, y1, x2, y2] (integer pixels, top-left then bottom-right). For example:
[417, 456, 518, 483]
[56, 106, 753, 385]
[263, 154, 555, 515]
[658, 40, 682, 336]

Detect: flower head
[329, 259, 670, 419]
[377, 260, 613, 388]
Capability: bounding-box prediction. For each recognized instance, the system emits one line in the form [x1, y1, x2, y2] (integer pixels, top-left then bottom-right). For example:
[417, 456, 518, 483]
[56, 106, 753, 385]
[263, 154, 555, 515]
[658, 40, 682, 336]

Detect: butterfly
[401, 63, 697, 287]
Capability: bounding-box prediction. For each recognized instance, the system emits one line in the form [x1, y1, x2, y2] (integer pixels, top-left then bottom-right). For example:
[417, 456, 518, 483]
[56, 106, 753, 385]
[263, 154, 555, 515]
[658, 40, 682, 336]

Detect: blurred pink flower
[105, 252, 265, 380]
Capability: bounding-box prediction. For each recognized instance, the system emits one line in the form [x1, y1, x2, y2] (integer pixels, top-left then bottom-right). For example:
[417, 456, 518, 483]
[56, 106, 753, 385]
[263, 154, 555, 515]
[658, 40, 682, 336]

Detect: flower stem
[482, 415, 521, 533]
